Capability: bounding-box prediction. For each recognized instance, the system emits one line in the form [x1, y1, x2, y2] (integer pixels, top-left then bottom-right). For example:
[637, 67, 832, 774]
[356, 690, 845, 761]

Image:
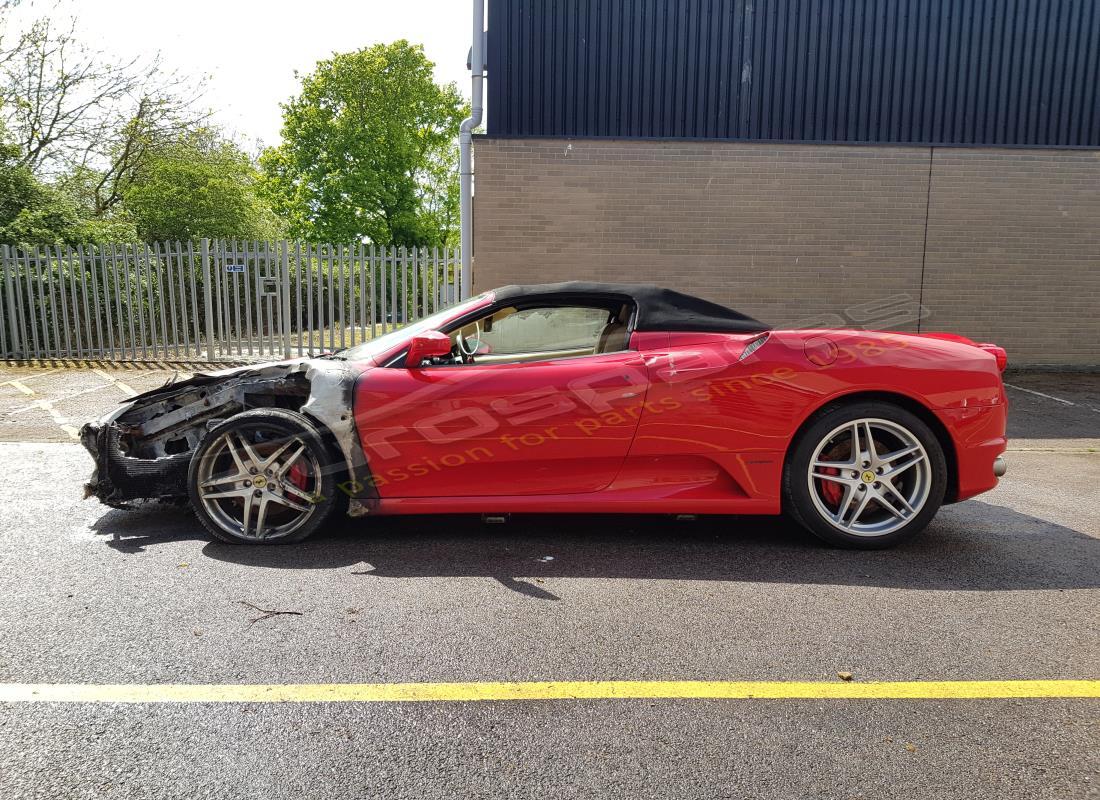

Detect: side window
[451, 305, 629, 364]
[483, 307, 607, 355]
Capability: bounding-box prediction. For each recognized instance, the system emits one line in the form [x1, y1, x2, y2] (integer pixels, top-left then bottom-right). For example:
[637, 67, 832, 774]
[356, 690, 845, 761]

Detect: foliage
[0, 14, 204, 179]
[0, 130, 37, 233]
[122, 129, 284, 242]
[260, 40, 465, 247]
[0, 121, 136, 246]
[1, 6, 463, 249]
[0, 5, 212, 245]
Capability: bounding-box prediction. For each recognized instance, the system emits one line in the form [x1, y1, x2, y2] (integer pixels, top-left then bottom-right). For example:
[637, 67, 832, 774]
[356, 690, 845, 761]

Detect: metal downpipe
[459, 0, 485, 301]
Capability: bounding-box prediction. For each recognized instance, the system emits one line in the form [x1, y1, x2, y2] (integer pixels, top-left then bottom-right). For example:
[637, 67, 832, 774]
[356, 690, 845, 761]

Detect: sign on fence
[0, 240, 464, 362]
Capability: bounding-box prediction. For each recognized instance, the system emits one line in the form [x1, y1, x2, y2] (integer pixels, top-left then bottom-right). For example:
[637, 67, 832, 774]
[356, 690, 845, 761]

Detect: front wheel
[187, 408, 343, 544]
[783, 402, 947, 549]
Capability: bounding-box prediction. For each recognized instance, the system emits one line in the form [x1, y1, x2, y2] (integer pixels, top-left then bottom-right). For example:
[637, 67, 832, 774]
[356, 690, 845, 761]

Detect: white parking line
[1004, 383, 1080, 406]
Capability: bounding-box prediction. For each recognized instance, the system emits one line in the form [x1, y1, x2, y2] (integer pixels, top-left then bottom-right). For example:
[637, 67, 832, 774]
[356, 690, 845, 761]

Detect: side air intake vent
[739, 334, 769, 361]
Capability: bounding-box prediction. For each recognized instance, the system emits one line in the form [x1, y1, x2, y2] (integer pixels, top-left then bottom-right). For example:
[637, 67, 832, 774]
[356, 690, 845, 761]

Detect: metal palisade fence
[0, 240, 465, 362]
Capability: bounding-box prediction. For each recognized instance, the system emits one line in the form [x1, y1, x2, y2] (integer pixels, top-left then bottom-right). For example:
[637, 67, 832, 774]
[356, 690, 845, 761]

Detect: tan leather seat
[595, 322, 627, 353]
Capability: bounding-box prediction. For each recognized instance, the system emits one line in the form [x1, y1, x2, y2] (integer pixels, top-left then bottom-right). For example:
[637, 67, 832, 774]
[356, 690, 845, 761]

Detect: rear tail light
[978, 344, 1008, 372]
[918, 332, 1007, 372]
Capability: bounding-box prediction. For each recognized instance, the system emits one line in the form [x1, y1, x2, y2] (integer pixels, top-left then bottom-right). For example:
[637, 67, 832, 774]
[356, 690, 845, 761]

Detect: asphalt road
[0, 364, 1097, 799]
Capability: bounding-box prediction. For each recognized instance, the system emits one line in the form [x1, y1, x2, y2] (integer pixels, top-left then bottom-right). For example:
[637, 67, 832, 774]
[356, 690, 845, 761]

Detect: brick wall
[921, 149, 1100, 366]
[472, 137, 1100, 366]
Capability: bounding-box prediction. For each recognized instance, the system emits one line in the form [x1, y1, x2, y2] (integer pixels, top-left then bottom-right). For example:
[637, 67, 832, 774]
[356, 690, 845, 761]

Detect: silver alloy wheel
[195, 428, 322, 542]
[806, 417, 933, 537]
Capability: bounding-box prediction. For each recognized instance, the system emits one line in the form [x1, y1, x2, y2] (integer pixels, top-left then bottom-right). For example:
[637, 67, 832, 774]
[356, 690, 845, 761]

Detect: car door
[354, 307, 649, 498]
[631, 331, 795, 456]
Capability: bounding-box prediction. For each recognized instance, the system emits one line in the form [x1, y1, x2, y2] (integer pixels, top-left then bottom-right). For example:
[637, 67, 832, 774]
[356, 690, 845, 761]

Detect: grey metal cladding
[486, 0, 1100, 148]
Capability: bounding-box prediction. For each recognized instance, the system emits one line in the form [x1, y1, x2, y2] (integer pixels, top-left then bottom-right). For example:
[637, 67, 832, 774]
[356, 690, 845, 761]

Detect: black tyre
[783, 401, 947, 549]
[187, 408, 345, 544]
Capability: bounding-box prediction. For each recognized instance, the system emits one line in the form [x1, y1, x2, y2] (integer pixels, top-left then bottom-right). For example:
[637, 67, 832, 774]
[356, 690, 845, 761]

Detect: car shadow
[90, 500, 1100, 595]
[91, 504, 203, 553]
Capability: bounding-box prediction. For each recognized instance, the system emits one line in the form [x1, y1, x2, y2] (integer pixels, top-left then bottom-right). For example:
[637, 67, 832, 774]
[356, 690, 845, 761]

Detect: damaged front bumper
[79, 358, 379, 511]
[81, 417, 192, 507]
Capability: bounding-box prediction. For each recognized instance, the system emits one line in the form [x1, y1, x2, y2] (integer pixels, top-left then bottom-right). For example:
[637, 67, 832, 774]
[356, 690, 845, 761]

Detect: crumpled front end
[79, 359, 377, 509]
[81, 419, 193, 507]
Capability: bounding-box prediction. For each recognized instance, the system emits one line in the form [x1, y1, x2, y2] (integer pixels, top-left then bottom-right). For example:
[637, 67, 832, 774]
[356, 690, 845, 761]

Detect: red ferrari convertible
[82, 282, 1008, 549]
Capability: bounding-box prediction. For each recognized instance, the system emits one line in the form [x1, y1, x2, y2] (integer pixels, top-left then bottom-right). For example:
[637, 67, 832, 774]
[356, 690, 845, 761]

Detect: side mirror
[405, 331, 452, 367]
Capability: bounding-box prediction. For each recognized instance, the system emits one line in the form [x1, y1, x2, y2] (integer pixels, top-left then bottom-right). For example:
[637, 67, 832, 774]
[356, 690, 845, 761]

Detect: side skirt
[365, 494, 781, 516]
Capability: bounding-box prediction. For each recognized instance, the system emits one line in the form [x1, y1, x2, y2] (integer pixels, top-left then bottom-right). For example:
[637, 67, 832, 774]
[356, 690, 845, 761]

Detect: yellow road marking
[91, 368, 138, 397]
[20, 399, 81, 440]
[0, 680, 1097, 704]
[1, 368, 63, 387]
[34, 399, 67, 423]
[8, 380, 33, 395]
[12, 382, 115, 413]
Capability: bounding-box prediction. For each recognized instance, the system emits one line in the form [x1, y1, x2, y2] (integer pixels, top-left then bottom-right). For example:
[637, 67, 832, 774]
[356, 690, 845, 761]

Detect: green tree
[0, 131, 41, 236]
[260, 40, 465, 247]
[122, 129, 284, 242]
[0, 5, 206, 245]
[0, 122, 136, 246]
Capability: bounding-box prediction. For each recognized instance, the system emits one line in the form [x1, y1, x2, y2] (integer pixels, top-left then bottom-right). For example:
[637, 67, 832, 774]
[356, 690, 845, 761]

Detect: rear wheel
[187, 409, 343, 544]
[783, 402, 947, 549]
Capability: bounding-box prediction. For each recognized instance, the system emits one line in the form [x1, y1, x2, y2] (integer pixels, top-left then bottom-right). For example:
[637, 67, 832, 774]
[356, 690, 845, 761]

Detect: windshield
[332, 294, 492, 361]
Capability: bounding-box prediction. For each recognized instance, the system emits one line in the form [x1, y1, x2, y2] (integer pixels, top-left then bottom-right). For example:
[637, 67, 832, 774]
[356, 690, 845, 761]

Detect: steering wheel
[456, 320, 482, 363]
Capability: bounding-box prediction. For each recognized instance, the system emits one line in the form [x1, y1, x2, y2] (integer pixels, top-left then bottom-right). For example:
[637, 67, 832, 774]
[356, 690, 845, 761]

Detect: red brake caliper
[818, 444, 846, 507]
[819, 468, 843, 506]
[288, 461, 310, 490]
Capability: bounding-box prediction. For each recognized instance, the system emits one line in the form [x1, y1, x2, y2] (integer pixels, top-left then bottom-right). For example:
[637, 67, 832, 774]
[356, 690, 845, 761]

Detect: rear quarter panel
[632, 329, 1007, 507]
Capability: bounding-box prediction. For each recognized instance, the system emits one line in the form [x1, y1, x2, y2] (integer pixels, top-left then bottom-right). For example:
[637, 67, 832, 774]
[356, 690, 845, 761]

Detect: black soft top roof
[491, 281, 769, 334]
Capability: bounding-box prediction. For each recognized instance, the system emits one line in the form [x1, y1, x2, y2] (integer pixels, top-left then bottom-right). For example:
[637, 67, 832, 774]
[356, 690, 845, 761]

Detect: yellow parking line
[0, 680, 1097, 704]
[1, 368, 63, 387]
[91, 368, 138, 397]
[26, 399, 80, 440]
[12, 382, 115, 413]
[8, 380, 34, 395]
